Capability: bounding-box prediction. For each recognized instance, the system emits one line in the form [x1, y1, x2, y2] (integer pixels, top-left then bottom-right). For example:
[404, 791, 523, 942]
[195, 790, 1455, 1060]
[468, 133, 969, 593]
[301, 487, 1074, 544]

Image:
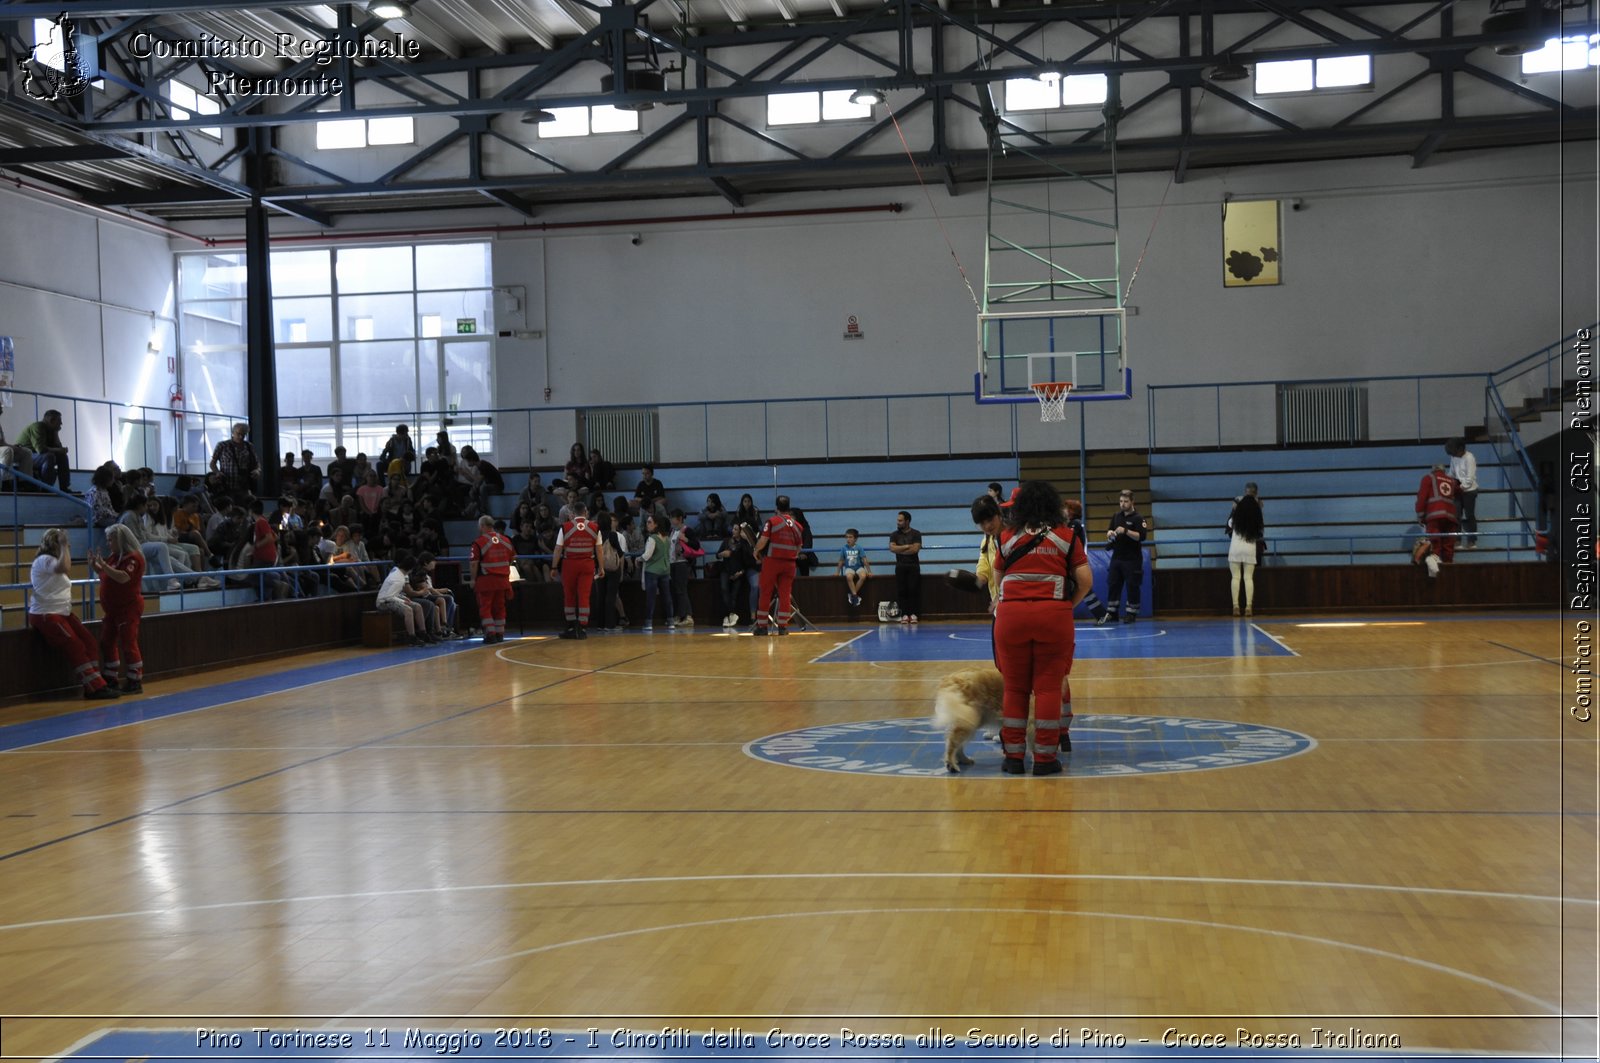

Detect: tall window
[537, 105, 641, 138]
[175, 242, 497, 461]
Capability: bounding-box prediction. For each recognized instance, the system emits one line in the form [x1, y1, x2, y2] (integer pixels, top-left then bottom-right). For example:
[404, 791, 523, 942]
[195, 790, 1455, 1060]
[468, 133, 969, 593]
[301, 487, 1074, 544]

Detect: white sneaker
[165, 579, 182, 592]
[679, 616, 693, 627]
[1425, 554, 1441, 578]
[723, 614, 737, 627]
[197, 576, 220, 590]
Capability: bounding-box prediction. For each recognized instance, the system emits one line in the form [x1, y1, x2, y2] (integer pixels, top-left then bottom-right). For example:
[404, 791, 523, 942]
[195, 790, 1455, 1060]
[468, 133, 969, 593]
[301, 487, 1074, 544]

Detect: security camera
[1290, 199, 1305, 212]
[629, 233, 642, 246]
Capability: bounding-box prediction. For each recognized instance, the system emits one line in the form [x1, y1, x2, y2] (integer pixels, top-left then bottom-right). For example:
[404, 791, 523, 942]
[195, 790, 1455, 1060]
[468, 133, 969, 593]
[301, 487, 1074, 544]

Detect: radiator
[1277, 383, 1368, 445]
[583, 407, 657, 465]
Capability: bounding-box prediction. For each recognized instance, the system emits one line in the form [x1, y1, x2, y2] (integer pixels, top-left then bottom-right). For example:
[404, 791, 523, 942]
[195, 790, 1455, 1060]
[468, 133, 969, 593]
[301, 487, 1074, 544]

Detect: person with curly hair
[993, 480, 1091, 775]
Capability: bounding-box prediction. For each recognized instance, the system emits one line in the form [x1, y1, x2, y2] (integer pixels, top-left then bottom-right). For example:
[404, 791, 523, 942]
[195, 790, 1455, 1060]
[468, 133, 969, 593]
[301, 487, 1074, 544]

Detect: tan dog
[934, 666, 1045, 773]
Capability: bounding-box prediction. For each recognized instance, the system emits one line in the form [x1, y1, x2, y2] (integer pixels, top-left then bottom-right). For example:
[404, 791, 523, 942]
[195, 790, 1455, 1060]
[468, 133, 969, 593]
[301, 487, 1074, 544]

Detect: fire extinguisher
[169, 383, 185, 420]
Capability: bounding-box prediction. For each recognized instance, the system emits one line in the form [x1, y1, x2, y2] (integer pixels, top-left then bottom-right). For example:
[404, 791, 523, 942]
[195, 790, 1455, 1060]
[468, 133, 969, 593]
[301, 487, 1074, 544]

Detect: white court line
[809, 629, 873, 665]
[1, 869, 1591, 937]
[1251, 621, 1299, 656]
[494, 645, 1550, 685]
[449, 905, 1562, 1016]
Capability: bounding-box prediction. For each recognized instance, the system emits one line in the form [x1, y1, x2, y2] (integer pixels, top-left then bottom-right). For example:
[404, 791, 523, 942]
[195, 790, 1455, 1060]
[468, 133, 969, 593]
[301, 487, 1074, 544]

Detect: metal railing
[1, 387, 246, 476]
[1, 465, 94, 566]
[1147, 529, 1535, 566]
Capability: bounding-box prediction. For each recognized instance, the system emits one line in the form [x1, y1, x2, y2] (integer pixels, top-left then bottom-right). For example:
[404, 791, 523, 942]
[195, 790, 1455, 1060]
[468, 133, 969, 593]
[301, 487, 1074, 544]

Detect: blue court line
[0, 639, 490, 753]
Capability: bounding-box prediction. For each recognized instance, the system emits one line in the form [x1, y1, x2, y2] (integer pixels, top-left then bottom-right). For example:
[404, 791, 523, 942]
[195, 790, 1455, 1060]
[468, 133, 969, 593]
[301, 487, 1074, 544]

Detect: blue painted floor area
[816, 620, 1294, 664]
[0, 638, 489, 753]
[66, 1028, 1548, 1062]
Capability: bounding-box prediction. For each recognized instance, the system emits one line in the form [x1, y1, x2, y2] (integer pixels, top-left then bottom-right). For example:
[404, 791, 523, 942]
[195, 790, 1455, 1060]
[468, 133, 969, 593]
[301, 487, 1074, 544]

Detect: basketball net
[1031, 382, 1073, 422]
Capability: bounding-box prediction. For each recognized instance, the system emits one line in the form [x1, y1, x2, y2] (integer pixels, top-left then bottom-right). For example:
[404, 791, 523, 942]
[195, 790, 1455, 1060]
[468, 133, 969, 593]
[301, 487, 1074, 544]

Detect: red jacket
[1416, 470, 1461, 525]
[997, 523, 1087, 602]
[761, 513, 804, 562]
[471, 532, 517, 589]
[100, 550, 145, 616]
[559, 518, 599, 564]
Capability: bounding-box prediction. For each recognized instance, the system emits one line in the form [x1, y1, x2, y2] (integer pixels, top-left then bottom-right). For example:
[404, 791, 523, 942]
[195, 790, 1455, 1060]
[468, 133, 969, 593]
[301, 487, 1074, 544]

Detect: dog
[935, 666, 1057, 773]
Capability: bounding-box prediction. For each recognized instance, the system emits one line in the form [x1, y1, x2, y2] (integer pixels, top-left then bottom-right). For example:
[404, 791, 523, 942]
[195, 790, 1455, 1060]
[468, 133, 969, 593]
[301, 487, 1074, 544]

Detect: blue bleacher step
[155, 587, 260, 611]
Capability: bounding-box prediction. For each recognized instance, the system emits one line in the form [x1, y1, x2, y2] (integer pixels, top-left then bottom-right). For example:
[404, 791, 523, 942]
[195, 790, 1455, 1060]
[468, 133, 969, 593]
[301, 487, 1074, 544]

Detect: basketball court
[0, 612, 1590, 1061]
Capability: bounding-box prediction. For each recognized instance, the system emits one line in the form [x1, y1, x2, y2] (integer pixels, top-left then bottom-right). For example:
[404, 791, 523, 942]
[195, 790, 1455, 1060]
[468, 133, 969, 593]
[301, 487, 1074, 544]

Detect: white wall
[484, 143, 1596, 455]
[0, 187, 179, 474]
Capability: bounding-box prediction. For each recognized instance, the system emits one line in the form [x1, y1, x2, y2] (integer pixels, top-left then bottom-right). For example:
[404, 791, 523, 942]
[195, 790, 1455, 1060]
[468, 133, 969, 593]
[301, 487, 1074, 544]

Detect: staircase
[1020, 449, 1150, 533]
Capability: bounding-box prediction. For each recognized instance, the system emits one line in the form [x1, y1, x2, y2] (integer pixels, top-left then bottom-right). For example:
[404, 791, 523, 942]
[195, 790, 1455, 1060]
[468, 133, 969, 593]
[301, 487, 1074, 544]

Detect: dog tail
[932, 686, 979, 732]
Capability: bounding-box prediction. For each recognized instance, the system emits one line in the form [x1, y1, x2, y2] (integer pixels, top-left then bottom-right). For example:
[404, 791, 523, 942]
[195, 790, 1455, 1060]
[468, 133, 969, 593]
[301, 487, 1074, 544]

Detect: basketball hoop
[1030, 382, 1073, 422]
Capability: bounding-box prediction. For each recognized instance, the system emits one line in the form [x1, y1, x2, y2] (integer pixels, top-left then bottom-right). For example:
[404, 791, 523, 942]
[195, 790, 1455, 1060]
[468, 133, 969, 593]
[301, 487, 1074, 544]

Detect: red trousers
[476, 584, 509, 636]
[561, 561, 595, 625]
[99, 608, 143, 681]
[992, 599, 1074, 764]
[29, 612, 109, 692]
[757, 560, 797, 629]
[1426, 518, 1458, 563]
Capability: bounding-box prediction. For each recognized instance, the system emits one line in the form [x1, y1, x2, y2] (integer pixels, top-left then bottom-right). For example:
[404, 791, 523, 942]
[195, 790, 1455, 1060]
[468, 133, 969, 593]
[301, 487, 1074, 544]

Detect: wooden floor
[0, 613, 1594, 1060]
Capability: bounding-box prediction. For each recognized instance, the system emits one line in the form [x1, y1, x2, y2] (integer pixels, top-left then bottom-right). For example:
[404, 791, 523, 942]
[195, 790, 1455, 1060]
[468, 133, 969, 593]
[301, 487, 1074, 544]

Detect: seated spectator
[518, 472, 549, 511]
[85, 466, 120, 527]
[376, 550, 434, 646]
[17, 409, 71, 491]
[697, 493, 730, 539]
[142, 496, 205, 572]
[460, 447, 504, 517]
[119, 499, 214, 591]
[320, 464, 352, 511]
[345, 525, 376, 583]
[29, 528, 118, 699]
[563, 442, 591, 493]
[612, 494, 631, 525]
[587, 448, 617, 491]
[96, 462, 128, 514]
[735, 493, 760, 531]
[512, 519, 545, 582]
[351, 452, 373, 485]
[380, 479, 409, 525]
[171, 496, 210, 559]
[226, 533, 291, 599]
[331, 494, 362, 535]
[411, 552, 457, 637]
[533, 505, 560, 580]
[633, 464, 666, 519]
[0, 411, 37, 488]
[356, 471, 384, 531]
[434, 429, 457, 465]
[208, 504, 246, 565]
[328, 445, 356, 487]
[835, 528, 870, 608]
[279, 452, 298, 492]
[298, 450, 324, 500]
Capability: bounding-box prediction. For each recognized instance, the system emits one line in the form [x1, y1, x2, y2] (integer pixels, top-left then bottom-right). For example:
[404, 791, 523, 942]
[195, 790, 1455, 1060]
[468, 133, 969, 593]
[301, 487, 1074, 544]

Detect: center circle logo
[743, 715, 1316, 778]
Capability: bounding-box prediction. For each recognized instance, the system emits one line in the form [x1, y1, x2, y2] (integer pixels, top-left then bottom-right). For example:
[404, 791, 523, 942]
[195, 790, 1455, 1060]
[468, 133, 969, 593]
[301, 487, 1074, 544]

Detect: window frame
[1254, 54, 1374, 97]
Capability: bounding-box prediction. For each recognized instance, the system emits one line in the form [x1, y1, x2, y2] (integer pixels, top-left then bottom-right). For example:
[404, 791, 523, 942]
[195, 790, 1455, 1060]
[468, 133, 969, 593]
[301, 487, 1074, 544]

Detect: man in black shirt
[1100, 488, 1147, 624]
[633, 464, 666, 522]
[888, 510, 923, 623]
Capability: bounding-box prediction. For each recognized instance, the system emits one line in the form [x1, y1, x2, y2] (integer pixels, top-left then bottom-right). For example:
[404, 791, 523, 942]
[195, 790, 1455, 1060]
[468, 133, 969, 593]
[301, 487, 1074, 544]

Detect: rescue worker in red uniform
[753, 495, 805, 636]
[994, 480, 1092, 775]
[92, 523, 147, 693]
[552, 500, 600, 640]
[1415, 462, 1461, 576]
[469, 513, 517, 643]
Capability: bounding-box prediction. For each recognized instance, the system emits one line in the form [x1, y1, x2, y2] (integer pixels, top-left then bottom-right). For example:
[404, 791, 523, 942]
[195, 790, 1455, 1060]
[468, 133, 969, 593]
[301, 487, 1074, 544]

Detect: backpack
[602, 534, 622, 573]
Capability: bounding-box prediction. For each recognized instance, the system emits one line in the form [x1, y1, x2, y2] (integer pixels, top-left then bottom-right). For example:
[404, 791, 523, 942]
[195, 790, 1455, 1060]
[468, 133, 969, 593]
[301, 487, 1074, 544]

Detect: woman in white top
[1227, 494, 1266, 618]
[28, 528, 119, 699]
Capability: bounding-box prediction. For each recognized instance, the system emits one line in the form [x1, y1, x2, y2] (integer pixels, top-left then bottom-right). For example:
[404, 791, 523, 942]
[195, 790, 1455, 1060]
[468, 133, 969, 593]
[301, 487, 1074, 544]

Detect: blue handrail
[2, 464, 94, 562]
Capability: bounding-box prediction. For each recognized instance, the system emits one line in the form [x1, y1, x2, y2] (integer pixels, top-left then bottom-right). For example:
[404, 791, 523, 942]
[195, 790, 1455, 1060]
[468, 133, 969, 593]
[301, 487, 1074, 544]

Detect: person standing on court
[1227, 493, 1266, 617]
[993, 480, 1091, 775]
[1100, 488, 1147, 624]
[1445, 438, 1479, 549]
[552, 499, 600, 640]
[888, 510, 923, 623]
[29, 529, 118, 699]
[753, 496, 804, 635]
[92, 522, 147, 693]
[469, 513, 516, 642]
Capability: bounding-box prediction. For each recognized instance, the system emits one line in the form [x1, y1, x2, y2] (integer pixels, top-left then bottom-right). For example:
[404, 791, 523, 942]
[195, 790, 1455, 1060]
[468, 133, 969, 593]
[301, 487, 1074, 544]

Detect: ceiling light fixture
[368, 0, 411, 18]
[1482, 1, 1558, 55]
[1206, 58, 1250, 82]
[519, 108, 556, 124]
[848, 86, 885, 106]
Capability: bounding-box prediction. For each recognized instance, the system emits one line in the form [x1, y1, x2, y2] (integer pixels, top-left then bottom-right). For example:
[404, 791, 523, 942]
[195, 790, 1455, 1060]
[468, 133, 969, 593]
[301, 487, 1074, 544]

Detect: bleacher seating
[1148, 442, 1538, 569]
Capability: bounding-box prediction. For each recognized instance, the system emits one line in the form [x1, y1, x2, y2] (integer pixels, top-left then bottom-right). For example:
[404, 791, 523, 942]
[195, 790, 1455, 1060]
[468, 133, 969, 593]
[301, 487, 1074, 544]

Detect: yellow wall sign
[1222, 199, 1281, 287]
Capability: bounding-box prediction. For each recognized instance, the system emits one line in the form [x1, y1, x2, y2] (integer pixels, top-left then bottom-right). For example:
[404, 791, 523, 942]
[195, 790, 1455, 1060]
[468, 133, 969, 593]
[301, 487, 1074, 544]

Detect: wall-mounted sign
[456, 318, 477, 334]
[843, 315, 864, 341]
[1222, 199, 1282, 287]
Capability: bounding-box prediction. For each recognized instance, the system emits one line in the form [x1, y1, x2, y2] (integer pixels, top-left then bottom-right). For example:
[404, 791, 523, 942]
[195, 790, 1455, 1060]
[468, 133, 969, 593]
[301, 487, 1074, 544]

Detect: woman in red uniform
[994, 480, 1092, 775]
[92, 522, 147, 693]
